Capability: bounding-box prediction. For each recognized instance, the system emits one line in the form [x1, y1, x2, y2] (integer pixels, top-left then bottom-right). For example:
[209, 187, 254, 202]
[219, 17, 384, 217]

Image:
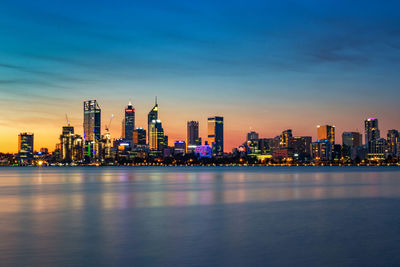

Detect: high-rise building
[291, 136, 312, 160]
[342, 132, 362, 147]
[208, 116, 224, 156]
[312, 139, 332, 161]
[187, 121, 201, 152]
[60, 125, 83, 162]
[149, 119, 164, 155]
[365, 117, 380, 144]
[147, 97, 158, 145]
[83, 100, 101, 142]
[368, 138, 386, 160]
[317, 125, 335, 144]
[18, 132, 34, 161]
[387, 129, 399, 157]
[83, 100, 101, 160]
[280, 129, 293, 148]
[133, 128, 146, 145]
[124, 100, 135, 142]
[342, 132, 363, 160]
[247, 131, 259, 142]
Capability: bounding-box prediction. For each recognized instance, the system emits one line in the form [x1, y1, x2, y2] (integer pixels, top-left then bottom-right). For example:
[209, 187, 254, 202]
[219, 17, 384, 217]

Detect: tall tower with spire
[147, 96, 159, 145]
[124, 99, 135, 143]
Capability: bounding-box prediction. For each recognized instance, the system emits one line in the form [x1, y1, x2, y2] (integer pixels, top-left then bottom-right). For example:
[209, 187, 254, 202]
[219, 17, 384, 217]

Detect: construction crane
[105, 114, 114, 132]
[65, 114, 70, 126]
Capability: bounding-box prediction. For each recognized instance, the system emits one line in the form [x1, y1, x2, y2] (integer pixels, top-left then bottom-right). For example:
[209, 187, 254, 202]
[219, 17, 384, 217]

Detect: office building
[317, 125, 335, 144]
[18, 132, 34, 161]
[149, 119, 164, 155]
[83, 100, 101, 160]
[368, 138, 386, 160]
[365, 117, 380, 144]
[187, 121, 201, 152]
[312, 139, 332, 161]
[147, 97, 158, 145]
[342, 132, 362, 147]
[124, 100, 135, 142]
[133, 128, 146, 145]
[387, 129, 399, 157]
[291, 136, 312, 160]
[208, 116, 224, 156]
[174, 141, 186, 155]
[280, 129, 293, 148]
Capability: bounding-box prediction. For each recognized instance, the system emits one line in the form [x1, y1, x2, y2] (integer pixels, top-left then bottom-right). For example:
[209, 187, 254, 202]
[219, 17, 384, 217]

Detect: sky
[1, 0, 400, 153]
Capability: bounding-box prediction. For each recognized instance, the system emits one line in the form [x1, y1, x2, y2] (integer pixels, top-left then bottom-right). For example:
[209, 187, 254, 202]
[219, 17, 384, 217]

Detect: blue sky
[1, 0, 400, 152]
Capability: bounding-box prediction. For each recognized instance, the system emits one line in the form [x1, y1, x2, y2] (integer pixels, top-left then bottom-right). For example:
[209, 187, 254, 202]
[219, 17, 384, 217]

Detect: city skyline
[1, 0, 400, 153]
[2, 97, 399, 154]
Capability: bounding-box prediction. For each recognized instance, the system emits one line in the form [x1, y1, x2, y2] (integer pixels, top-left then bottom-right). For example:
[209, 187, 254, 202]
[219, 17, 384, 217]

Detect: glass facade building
[208, 116, 224, 156]
[124, 100, 135, 143]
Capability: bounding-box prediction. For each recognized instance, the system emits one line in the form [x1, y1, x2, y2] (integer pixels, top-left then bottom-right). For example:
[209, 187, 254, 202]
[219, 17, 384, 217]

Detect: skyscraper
[187, 121, 200, 152]
[83, 100, 101, 160]
[60, 125, 83, 162]
[280, 129, 293, 148]
[208, 116, 224, 156]
[317, 125, 335, 144]
[149, 119, 164, 155]
[83, 100, 101, 142]
[148, 97, 158, 145]
[342, 132, 362, 147]
[124, 100, 135, 143]
[133, 128, 146, 145]
[365, 117, 380, 144]
[387, 129, 399, 157]
[18, 132, 34, 161]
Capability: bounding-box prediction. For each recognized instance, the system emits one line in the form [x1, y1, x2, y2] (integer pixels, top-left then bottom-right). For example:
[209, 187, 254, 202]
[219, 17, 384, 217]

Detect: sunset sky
[1, 0, 400, 153]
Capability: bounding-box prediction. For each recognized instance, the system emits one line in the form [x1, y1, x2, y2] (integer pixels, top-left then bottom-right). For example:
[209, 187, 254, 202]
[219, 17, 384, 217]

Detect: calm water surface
[1, 166, 400, 266]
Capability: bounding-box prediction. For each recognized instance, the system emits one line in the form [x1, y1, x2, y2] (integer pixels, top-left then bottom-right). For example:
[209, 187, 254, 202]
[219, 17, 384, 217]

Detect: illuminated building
[291, 136, 312, 161]
[147, 97, 158, 145]
[247, 131, 259, 142]
[365, 117, 380, 144]
[124, 100, 135, 142]
[317, 125, 335, 144]
[187, 121, 201, 152]
[367, 138, 386, 160]
[342, 132, 362, 160]
[83, 100, 101, 160]
[312, 139, 332, 161]
[149, 119, 164, 156]
[387, 129, 399, 157]
[194, 144, 212, 158]
[133, 128, 146, 145]
[342, 132, 362, 147]
[280, 129, 293, 148]
[208, 116, 224, 156]
[174, 141, 186, 155]
[60, 125, 74, 162]
[18, 132, 34, 161]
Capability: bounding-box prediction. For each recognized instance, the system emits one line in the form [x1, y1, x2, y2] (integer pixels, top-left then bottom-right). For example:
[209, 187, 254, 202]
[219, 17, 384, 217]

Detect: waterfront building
[18, 132, 34, 161]
[208, 116, 224, 156]
[174, 141, 186, 155]
[312, 139, 332, 161]
[133, 128, 146, 145]
[317, 125, 335, 144]
[149, 119, 164, 156]
[387, 129, 399, 157]
[365, 117, 380, 144]
[60, 125, 83, 162]
[147, 97, 158, 145]
[280, 129, 293, 148]
[291, 136, 312, 161]
[83, 100, 101, 160]
[124, 100, 135, 143]
[367, 138, 387, 160]
[187, 121, 201, 152]
[342, 132, 362, 160]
